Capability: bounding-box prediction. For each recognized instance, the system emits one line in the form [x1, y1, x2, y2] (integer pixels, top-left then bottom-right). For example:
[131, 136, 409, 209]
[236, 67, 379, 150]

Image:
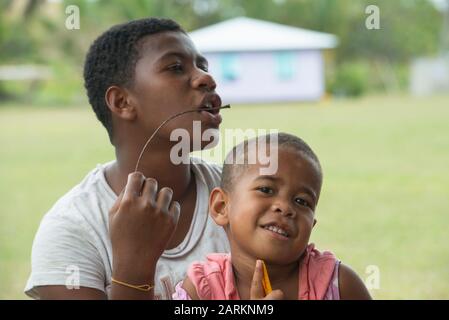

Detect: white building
[189, 17, 338, 103]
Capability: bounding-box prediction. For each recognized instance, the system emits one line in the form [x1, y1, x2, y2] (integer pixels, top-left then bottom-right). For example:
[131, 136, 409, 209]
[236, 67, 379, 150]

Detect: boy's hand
[109, 172, 181, 282]
[250, 260, 284, 300]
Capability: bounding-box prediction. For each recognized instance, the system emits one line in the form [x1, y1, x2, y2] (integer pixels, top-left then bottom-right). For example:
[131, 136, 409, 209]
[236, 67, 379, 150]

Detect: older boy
[25, 18, 229, 300]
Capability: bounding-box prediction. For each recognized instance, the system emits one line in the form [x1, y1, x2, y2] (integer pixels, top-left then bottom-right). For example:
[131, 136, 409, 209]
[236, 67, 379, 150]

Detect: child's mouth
[261, 224, 290, 240]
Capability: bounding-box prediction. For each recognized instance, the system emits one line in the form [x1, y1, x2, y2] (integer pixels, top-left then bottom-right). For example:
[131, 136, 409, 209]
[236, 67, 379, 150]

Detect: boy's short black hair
[83, 18, 185, 143]
[221, 132, 323, 192]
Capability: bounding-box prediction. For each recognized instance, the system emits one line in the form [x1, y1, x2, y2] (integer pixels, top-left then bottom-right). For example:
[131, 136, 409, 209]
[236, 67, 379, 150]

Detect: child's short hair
[83, 18, 185, 142]
[221, 132, 322, 192]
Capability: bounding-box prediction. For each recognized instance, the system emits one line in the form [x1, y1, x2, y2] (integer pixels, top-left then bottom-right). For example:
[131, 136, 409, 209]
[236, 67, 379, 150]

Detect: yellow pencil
[261, 260, 272, 295]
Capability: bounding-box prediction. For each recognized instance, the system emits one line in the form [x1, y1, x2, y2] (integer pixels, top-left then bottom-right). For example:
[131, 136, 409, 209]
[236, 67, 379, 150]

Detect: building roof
[189, 17, 338, 53]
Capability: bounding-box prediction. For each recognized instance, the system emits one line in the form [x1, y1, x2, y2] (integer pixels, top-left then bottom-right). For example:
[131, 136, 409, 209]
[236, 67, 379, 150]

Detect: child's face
[217, 147, 321, 265]
[128, 31, 222, 148]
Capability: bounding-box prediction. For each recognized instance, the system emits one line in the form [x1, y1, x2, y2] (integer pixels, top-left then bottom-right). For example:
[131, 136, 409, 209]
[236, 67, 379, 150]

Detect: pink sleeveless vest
[187, 243, 338, 300]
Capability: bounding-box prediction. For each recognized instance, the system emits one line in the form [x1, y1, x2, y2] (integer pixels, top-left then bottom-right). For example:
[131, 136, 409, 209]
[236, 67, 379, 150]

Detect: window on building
[275, 52, 296, 81]
[220, 53, 239, 82]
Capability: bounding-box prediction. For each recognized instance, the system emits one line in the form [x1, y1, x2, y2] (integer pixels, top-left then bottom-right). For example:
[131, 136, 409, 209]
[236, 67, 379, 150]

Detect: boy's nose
[191, 69, 217, 92]
[271, 202, 295, 218]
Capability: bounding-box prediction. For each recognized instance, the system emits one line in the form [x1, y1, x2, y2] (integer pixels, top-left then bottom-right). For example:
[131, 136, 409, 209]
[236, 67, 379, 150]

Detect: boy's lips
[197, 93, 223, 125]
[199, 109, 222, 125]
[198, 93, 222, 115]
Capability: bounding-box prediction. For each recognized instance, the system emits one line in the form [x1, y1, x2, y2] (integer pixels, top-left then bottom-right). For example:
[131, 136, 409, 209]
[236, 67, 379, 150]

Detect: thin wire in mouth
[134, 104, 231, 173]
[199, 105, 220, 115]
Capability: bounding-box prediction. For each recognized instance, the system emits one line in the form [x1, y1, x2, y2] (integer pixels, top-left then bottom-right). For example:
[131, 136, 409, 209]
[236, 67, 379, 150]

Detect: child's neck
[231, 251, 300, 300]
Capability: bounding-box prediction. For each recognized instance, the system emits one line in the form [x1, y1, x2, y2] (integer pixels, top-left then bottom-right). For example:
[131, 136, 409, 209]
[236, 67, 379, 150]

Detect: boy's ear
[105, 85, 137, 121]
[209, 187, 229, 227]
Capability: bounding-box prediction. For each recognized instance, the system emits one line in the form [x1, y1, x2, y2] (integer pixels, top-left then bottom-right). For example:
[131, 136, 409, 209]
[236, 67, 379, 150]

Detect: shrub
[328, 61, 370, 97]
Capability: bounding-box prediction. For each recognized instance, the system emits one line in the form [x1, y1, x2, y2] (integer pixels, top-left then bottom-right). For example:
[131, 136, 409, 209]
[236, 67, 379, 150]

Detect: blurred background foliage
[0, 0, 446, 104]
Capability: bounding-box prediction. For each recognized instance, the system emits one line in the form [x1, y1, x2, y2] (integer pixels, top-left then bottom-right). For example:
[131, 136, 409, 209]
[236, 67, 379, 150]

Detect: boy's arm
[338, 263, 372, 300]
[181, 277, 201, 300]
[36, 286, 106, 300]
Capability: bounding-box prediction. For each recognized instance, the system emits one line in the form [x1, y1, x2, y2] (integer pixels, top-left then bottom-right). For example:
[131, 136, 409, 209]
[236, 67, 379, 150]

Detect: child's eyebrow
[157, 51, 208, 66]
[254, 175, 281, 182]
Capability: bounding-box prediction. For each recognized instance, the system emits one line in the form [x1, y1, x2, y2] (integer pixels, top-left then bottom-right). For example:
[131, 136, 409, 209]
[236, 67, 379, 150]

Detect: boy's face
[219, 147, 321, 265]
[127, 31, 222, 149]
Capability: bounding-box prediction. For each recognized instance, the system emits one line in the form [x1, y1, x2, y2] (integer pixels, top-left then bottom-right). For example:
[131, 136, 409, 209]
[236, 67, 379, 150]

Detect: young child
[25, 18, 229, 300]
[174, 133, 372, 300]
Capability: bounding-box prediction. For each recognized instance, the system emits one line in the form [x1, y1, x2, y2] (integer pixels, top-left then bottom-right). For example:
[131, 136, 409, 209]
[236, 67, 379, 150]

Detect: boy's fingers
[110, 188, 125, 215]
[156, 187, 173, 213]
[250, 260, 265, 299]
[168, 201, 181, 225]
[141, 178, 158, 206]
[123, 172, 145, 202]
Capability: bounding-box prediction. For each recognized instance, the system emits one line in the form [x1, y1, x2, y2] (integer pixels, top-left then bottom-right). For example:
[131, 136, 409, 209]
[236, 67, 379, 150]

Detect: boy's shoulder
[190, 156, 222, 171]
[190, 157, 222, 187]
[40, 158, 222, 232]
[42, 158, 221, 226]
[41, 162, 115, 226]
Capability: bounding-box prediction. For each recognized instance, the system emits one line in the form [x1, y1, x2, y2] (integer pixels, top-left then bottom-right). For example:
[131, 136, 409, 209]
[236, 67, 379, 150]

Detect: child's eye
[257, 186, 274, 194]
[295, 197, 310, 208]
[168, 63, 183, 72]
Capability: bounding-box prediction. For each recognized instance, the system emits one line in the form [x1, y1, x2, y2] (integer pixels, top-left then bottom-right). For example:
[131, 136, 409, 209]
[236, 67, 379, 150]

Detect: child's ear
[105, 85, 137, 121]
[209, 187, 229, 226]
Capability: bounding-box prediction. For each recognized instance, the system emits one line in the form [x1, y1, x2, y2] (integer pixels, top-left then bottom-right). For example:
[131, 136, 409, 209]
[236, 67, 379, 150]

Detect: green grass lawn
[1, 94, 448, 299]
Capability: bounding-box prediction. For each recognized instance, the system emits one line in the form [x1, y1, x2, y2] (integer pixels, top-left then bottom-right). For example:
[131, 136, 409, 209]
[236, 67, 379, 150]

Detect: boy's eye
[295, 197, 310, 208]
[168, 63, 183, 72]
[198, 64, 209, 72]
[257, 186, 274, 194]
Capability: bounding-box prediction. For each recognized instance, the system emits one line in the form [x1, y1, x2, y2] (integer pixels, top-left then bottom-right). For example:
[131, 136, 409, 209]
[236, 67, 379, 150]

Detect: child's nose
[271, 202, 295, 218]
[191, 69, 217, 91]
